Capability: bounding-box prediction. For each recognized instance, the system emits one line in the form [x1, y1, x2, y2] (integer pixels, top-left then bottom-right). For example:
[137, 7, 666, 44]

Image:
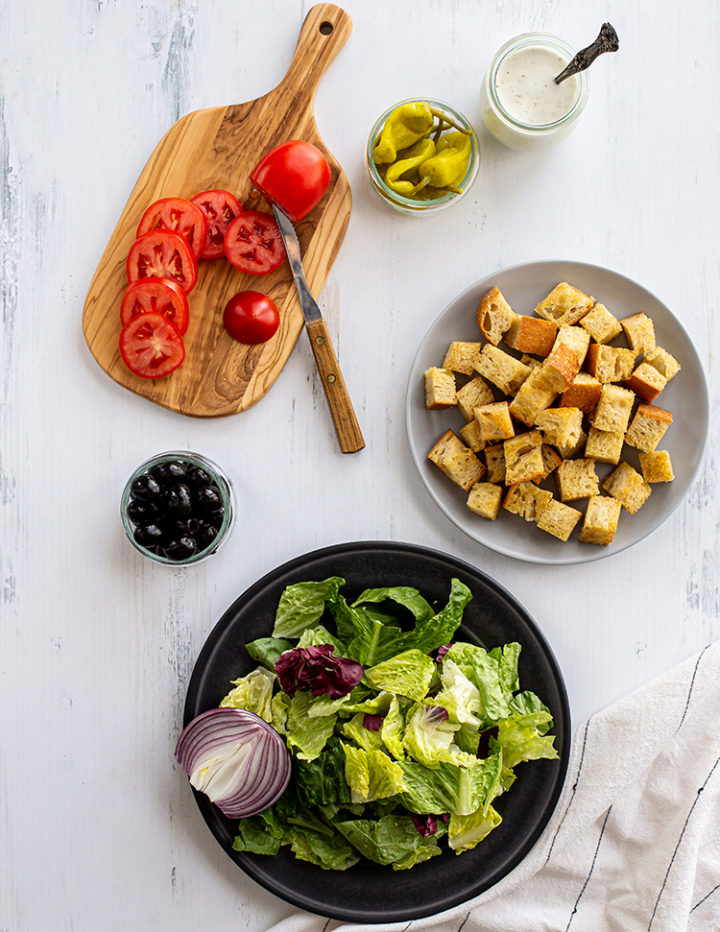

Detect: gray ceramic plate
[406, 260, 709, 564]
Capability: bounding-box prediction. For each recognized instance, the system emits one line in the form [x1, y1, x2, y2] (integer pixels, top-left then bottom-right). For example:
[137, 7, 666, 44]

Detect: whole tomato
[250, 140, 331, 222]
[223, 291, 280, 345]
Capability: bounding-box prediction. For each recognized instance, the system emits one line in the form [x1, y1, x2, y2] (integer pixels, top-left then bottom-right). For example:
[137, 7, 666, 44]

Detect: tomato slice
[127, 230, 198, 293]
[224, 210, 285, 275]
[223, 291, 280, 344]
[120, 278, 190, 335]
[136, 197, 208, 259]
[119, 312, 185, 379]
[190, 189, 242, 259]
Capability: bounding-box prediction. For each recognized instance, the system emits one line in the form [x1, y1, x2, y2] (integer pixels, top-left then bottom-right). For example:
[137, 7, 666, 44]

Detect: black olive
[130, 474, 162, 502]
[207, 508, 225, 529]
[186, 466, 213, 488]
[165, 482, 193, 517]
[173, 516, 201, 536]
[163, 535, 198, 561]
[150, 460, 188, 485]
[196, 524, 219, 551]
[134, 523, 166, 547]
[126, 499, 158, 524]
[195, 484, 223, 514]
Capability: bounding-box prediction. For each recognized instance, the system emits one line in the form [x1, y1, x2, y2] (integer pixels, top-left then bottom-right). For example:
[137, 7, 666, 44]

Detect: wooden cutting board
[82, 3, 353, 418]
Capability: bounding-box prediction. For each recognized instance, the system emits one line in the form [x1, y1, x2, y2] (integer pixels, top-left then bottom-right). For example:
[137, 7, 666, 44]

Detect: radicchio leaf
[436, 643, 452, 663]
[411, 814, 438, 836]
[275, 644, 363, 699]
[362, 714, 384, 731]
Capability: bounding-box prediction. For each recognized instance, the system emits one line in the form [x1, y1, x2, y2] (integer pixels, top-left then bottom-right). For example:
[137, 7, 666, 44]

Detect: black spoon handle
[555, 23, 619, 85]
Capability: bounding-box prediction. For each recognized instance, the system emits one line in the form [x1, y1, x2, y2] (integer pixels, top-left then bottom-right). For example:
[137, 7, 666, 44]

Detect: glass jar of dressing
[480, 34, 589, 151]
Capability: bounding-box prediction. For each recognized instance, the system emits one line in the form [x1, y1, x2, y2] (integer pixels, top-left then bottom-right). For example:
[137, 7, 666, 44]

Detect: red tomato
[127, 230, 198, 293]
[119, 312, 185, 379]
[190, 189, 242, 259]
[224, 211, 285, 275]
[223, 291, 279, 344]
[120, 278, 190, 335]
[250, 140, 331, 222]
[136, 197, 208, 259]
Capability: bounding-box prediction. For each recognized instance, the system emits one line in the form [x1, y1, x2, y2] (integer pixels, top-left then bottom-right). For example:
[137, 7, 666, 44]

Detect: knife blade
[273, 204, 365, 454]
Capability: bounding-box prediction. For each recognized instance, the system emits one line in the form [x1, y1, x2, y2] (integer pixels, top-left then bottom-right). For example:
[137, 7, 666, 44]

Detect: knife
[273, 204, 365, 453]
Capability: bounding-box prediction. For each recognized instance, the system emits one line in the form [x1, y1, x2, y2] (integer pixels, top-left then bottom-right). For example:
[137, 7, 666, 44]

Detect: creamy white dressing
[495, 45, 580, 126]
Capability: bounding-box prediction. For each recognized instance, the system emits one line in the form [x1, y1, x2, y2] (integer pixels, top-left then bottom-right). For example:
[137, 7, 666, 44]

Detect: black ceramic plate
[183, 541, 571, 923]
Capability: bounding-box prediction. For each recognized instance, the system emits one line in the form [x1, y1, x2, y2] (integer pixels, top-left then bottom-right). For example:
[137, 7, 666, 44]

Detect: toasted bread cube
[553, 326, 591, 367]
[442, 341, 483, 376]
[602, 461, 652, 514]
[509, 367, 557, 426]
[621, 313, 656, 355]
[475, 345, 531, 396]
[579, 495, 622, 545]
[559, 372, 602, 414]
[505, 316, 557, 357]
[503, 482, 553, 522]
[585, 344, 637, 383]
[466, 482, 504, 520]
[644, 346, 681, 382]
[520, 353, 543, 372]
[428, 430, 486, 491]
[554, 458, 599, 503]
[542, 342, 580, 392]
[591, 384, 636, 433]
[579, 303, 622, 344]
[456, 376, 495, 422]
[585, 427, 625, 465]
[474, 401, 515, 442]
[459, 419, 485, 453]
[476, 287, 517, 345]
[538, 444, 563, 480]
[424, 367, 457, 410]
[625, 404, 673, 452]
[536, 407, 584, 450]
[638, 450, 674, 483]
[536, 499, 583, 541]
[504, 430, 545, 485]
[560, 429, 587, 460]
[534, 282, 595, 327]
[483, 444, 506, 484]
[625, 362, 667, 403]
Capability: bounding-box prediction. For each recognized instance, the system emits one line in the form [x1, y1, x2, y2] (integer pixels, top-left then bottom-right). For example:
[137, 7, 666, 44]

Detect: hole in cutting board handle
[319, 21, 333, 35]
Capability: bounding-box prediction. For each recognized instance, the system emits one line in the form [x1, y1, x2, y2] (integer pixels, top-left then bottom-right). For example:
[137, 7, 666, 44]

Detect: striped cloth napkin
[266, 641, 720, 932]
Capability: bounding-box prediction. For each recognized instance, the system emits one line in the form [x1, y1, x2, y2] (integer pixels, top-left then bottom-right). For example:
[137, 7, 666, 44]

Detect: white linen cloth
[266, 641, 720, 932]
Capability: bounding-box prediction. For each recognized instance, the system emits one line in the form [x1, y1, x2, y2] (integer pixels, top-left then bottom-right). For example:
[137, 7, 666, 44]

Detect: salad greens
[227, 577, 558, 870]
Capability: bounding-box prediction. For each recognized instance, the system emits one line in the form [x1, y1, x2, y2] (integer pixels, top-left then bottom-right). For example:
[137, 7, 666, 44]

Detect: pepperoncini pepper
[373, 101, 435, 164]
[383, 138, 436, 195]
[414, 131, 472, 192]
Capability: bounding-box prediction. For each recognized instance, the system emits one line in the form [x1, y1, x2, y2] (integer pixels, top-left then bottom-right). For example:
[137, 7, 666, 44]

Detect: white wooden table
[2, 1, 718, 929]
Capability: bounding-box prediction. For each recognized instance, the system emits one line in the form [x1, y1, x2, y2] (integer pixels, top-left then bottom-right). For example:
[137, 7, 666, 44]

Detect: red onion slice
[175, 708, 291, 818]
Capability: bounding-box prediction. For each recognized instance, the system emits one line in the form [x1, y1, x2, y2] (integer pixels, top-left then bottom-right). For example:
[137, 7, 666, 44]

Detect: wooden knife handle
[305, 318, 365, 453]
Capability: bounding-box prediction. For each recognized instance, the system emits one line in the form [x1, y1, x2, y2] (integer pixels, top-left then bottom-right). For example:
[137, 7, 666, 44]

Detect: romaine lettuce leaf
[401, 578, 473, 654]
[285, 692, 337, 760]
[492, 719, 558, 769]
[403, 702, 475, 768]
[448, 805, 502, 854]
[343, 744, 407, 804]
[232, 818, 285, 855]
[272, 577, 345, 638]
[433, 657, 482, 728]
[297, 625, 347, 653]
[364, 650, 436, 702]
[330, 596, 404, 666]
[352, 586, 434, 623]
[490, 642, 521, 694]
[287, 825, 359, 870]
[333, 814, 441, 867]
[295, 742, 352, 808]
[219, 667, 276, 722]
[245, 637, 295, 670]
[341, 713, 386, 753]
[380, 695, 406, 760]
[398, 750, 503, 816]
[270, 692, 290, 733]
[444, 642, 510, 723]
[508, 690, 554, 734]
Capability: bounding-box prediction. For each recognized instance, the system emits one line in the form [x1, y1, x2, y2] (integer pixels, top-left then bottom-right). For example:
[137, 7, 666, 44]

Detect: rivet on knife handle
[305, 318, 365, 453]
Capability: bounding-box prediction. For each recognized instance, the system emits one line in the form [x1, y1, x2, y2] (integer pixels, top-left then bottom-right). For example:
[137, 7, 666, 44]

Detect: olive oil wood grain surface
[82, 3, 353, 417]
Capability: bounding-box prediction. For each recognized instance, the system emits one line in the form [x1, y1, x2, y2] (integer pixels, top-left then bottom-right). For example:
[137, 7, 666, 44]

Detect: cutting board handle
[276, 4, 353, 107]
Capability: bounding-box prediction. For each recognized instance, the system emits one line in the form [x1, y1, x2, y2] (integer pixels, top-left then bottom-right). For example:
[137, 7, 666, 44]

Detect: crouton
[602, 462, 652, 514]
[585, 427, 625, 465]
[466, 482, 504, 520]
[644, 346, 681, 382]
[585, 344, 637, 383]
[476, 287, 517, 345]
[621, 313, 656, 355]
[459, 419, 485, 453]
[442, 341, 483, 376]
[534, 282, 595, 327]
[579, 495, 622, 545]
[625, 404, 673, 452]
[555, 458, 600, 502]
[591, 384, 636, 433]
[638, 450, 674, 483]
[538, 444, 563, 480]
[552, 325, 591, 367]
[579, 303, 623, 344]
[520, 354, 543, 372]
[505, 316, 557, 357]
[474, 401, 515, 442]
[509, 367, 557, 426]
[428, 430, 486, 491]
[475, 345, 531, 395]
[625, 362, 667, 403]
[424, 367, 457, 410]
[535, 407, 584, 457]
[536, 499, 583, 541]
[559, 372, 602, 414]
[456, 376, 495, 422]
[504, 430, 545, 485]
[542, 342, 580, 392]
[483, 444, 506, 484]
[503, 483, 553, 522]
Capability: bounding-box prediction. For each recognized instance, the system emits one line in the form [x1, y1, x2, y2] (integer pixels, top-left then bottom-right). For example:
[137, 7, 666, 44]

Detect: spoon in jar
[554, 23, 619, 85]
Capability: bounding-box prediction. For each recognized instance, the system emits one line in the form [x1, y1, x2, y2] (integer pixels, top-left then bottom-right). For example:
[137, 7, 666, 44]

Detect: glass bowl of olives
[121, 451, 235, 566]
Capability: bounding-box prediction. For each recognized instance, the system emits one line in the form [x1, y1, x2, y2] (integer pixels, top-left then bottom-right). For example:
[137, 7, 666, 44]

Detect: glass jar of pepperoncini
[366, 98, 480, 215]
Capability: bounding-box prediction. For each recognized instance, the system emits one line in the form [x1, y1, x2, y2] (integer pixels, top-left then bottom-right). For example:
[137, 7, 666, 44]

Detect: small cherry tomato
[136, 197, 208, 259]
[223, 291, 279, 344]
[190, 189, 242, 259]
[120, 277, 190, 335]
[119, 312, 185, 379]
[127, 230, 198, 293]
[250, 140, 331, 222]
[224, 210, 285, 276]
